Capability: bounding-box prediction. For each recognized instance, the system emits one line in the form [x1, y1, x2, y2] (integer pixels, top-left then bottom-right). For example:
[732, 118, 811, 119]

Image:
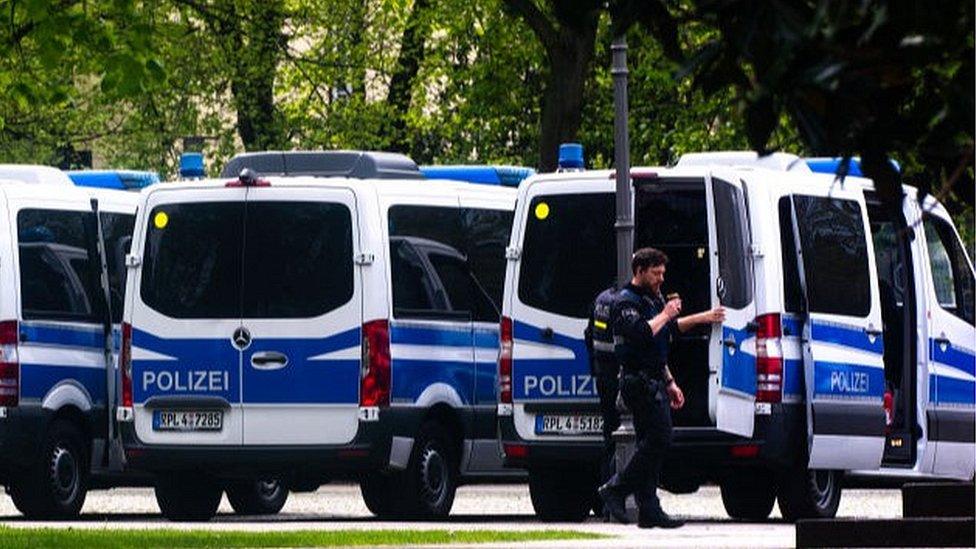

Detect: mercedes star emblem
[232, 327, 252, 350]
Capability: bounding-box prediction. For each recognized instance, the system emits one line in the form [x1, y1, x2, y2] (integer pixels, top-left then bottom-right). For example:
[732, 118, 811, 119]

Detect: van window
[713, 179, 753, 308]
[461, 208, 513, 311]
[141, 203, 244, 319]
[778, 198, 804, 313]
[924, 214, 975, 325]
[18, 209, 98, 322]
[101, 212, 135, 322]
[519, 193, 615, 319]
[635, 182, 710, 316]
[242, 201, 353, 318]
[793, 195, 871, 317]
[389, 205, 505, 321]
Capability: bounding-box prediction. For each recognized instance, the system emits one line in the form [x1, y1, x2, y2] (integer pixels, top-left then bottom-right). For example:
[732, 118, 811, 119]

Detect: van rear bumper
[498, 402, 803, 475]
[120, 406, 429, 478]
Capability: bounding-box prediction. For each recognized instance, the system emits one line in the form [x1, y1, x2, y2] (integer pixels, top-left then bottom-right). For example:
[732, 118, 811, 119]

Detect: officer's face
[638, 265, 666, 292]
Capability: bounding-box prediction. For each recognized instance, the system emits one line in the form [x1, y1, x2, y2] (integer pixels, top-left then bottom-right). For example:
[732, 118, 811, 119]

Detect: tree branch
[501, 0, 557, 50]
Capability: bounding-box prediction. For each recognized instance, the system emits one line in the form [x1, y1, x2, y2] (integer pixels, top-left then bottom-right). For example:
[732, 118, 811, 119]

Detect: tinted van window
[141, 203, 244, 319]
[713, 179, 753, 308]
[18, 209, 98, 321]
[101, 212, 135, 322]
[519, 193, 615, 319]
[461, 208, 513, 311]
[793, 195, 871, 317]
[924, 214, 975, 325]
[242, 201, 354, 318]
[778, 197, 804, 313]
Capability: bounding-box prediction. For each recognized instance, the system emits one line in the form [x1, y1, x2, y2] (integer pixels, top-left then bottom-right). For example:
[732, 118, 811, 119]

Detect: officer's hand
[667, 382, 685, 410]
[706, 306, 726, 324]
[664, 298, 682, 320]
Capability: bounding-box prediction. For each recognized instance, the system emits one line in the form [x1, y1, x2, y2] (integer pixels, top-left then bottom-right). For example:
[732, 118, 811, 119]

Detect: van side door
[787, 184, 886, 470]
[706, 171, 758, 437]
[918, 199, 975, 479]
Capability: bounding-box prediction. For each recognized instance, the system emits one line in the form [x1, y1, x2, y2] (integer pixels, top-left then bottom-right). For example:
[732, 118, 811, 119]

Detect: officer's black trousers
[605, 372, 673, 519]
[596, 371, 620, 483]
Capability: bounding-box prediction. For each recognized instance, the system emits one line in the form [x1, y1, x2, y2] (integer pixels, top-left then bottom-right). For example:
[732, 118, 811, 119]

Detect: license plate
[535, 414, 603, 435]
[152, 410, 223, 431]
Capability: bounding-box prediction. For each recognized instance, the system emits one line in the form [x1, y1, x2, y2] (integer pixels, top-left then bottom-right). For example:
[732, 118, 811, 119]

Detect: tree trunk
[538, 26, 597, 171]
[386, 0, 431, 154]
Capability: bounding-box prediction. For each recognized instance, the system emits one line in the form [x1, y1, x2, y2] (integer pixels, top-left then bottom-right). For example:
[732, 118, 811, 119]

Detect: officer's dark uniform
[602, 282, 677, 523]
[584, 286, 620, 484]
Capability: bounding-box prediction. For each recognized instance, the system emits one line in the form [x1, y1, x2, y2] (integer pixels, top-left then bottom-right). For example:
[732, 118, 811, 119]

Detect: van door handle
[933, 336, 951, 347]
[722, 337, 737, 348]
[863, 328, 883, 338]
[250, 351, 289, 370]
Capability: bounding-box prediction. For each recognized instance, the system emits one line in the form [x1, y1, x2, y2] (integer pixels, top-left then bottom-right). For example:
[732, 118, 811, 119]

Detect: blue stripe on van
[781, 316, 802, 337]
[243, 327, 361, 405]
[391, 359, 475, 405]
[811, 321, 883, 355]
[813, 360, 885, 398]
[930, 340, 976, 377]
[932, 375, 975, 406]
[512, 320, 592, 401]
[721, 326, 756, 395]
[390, 325, 471, 347]
[783, 358, 803, 397]
[131, 328, 241, 404]
[20, 363, 105, 402]
[19, 324, 103, 349]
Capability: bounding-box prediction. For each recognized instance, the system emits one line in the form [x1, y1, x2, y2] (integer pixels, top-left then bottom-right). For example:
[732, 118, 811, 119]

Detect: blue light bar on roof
[419, 165, 535, 187]
[180, 152, 206, 178]
[805, 157, 901, 177]
[66, 170, 160, 190]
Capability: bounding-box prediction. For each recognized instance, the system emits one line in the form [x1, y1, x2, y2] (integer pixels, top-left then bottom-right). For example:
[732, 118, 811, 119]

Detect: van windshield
[518, 193, 615, 319]
[141, 201, 354, 319]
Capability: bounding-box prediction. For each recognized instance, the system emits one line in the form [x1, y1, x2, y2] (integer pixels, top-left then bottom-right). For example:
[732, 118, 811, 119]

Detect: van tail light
[499, 316, 513, 405]
[360, 319, 391, 408]
[120, 322, 133, 409]
[0, 321, 19, 407]
[754, 313, 783, 404]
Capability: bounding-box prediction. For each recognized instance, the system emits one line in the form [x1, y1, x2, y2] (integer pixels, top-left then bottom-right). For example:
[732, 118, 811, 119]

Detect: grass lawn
[0, 526, 607, 548]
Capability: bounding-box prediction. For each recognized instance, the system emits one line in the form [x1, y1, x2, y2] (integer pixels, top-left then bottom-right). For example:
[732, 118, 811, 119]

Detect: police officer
[585, 285, 621, 491]
[598, 247, 724, 529]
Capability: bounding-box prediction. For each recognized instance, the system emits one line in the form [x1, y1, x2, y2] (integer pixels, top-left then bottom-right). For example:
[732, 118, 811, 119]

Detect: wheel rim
[257, 480, 281, 501]
[49, 444, 79, 504]
[419, 444, 448, 509]
[811, 470, 835, 509]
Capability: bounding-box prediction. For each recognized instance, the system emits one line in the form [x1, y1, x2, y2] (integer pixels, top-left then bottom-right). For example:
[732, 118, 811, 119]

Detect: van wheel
[528, 467, 592, 522]
[399, 422, 458, 518]
[9, 420, 89, 519]
[154, 473, 222, 521]
[360, 471, 401, 517]
[720, 469, 777, 521]
[226, 479, 288, 515]
[777, 468, 842, 521]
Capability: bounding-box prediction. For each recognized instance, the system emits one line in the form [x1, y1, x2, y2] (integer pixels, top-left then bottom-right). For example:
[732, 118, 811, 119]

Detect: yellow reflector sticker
[154, 211, 169, 229]
[534, 202, 550, 220]
[593, 320, 607, 329]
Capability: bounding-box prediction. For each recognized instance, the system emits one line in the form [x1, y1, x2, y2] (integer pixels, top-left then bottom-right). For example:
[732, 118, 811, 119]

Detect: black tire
[154, 473, 222, 521]
[226, 479, 288, 515]
[360, 471, 401, 517]
[720, 469, 777, 521]
[777, 467, 843, 521]
[9, 420, 89, 519]
[398, 422, 458, 519]
[528, 467, 593, 522]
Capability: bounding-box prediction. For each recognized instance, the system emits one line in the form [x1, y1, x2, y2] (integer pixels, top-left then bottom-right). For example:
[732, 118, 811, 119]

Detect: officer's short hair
[631, 247, 668, 274]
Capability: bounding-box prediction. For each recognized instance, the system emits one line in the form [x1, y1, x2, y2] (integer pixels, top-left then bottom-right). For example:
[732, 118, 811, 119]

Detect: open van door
[706, 171, 757, 437]
[787, 184, 886, 470]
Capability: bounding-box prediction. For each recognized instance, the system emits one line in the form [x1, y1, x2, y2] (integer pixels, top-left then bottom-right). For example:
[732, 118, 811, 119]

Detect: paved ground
[0, 483, 902, 548]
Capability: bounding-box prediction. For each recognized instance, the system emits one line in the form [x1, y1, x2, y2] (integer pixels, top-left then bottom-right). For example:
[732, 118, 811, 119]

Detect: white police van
[498, 151, 975, 521]
[117, 151, 516, 520]
[0, 166, 139, 518]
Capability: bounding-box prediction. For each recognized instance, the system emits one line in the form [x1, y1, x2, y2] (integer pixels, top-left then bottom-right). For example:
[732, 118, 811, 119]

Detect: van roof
[0, 165, 74, 186]
[0, 179, 140, 211]
[220, 150, 423, 180]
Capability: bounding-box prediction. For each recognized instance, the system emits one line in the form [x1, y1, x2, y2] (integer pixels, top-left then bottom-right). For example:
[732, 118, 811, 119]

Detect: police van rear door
[704, 170, 757, 437]
[132, 187, 246, 446]
[787, 180, 886, 470]
[239, 185, 362, 446]
[509, 177, 613, 442]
